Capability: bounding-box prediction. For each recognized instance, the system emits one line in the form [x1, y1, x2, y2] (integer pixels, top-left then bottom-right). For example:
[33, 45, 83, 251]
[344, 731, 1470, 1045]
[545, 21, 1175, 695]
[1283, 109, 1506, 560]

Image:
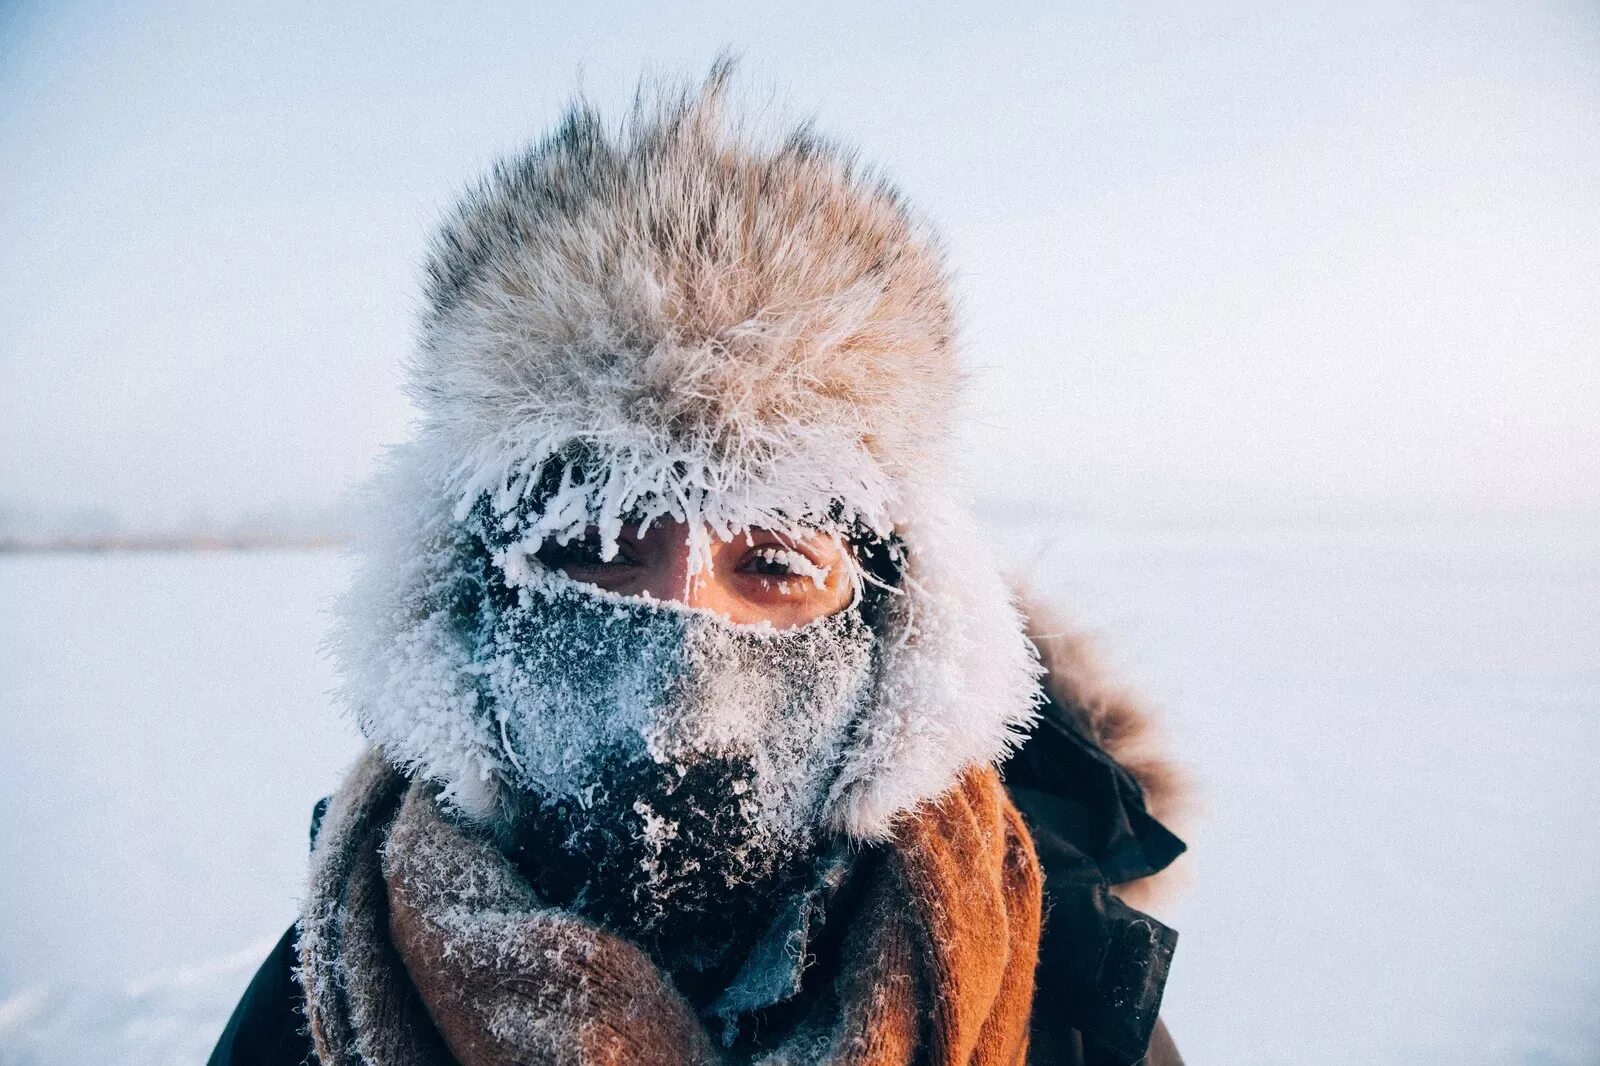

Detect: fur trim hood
[332, 61, 1042, 840]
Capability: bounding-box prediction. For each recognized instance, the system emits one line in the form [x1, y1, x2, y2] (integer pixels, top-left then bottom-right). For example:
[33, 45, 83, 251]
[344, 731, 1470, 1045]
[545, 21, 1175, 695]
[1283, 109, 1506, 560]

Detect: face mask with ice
[470, 565, 877, 974]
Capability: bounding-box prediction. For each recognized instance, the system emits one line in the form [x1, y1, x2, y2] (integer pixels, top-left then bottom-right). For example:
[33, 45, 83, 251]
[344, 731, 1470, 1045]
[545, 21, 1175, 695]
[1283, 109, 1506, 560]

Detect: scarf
[299, 748, 1042, 1066]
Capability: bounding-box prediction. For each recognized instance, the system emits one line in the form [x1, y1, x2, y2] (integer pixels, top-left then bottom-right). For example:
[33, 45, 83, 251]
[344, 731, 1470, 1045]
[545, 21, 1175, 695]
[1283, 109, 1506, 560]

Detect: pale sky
[3, 0, 1597, 528]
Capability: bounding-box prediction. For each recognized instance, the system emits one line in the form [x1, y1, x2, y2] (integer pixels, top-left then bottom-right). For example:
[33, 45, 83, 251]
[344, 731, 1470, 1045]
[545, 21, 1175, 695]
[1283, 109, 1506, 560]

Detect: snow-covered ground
[1, 525, 1596, 1064]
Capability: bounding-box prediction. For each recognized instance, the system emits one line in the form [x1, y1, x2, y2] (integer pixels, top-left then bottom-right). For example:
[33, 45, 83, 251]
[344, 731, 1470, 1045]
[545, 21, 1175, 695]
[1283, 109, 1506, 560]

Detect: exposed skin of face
[534, 519, 856, 629]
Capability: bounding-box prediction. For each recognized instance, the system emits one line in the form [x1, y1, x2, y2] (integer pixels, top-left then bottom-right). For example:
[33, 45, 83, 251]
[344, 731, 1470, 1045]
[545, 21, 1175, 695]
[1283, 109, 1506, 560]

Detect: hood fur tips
[331, 60, 1043, 841]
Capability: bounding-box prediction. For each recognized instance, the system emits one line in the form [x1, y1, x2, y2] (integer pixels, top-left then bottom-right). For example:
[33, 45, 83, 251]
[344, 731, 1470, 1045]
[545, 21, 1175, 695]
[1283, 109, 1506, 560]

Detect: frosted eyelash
[752, 546, 831, 589]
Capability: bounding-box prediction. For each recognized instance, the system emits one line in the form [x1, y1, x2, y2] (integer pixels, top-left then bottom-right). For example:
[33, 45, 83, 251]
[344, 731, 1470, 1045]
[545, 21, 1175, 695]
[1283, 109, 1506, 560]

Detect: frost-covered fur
[331, 60, 1042, 840]
[415, 60, 958, 563]
[484, 570, 877, 952]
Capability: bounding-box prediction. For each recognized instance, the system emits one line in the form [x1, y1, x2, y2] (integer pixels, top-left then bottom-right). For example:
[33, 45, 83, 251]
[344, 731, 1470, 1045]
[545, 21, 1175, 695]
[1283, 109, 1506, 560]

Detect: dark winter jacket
[211, 616, 1188, 1066]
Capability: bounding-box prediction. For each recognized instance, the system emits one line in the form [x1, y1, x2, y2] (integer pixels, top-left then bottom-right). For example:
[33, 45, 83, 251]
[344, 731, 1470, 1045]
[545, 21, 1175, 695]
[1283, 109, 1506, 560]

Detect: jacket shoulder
[1003, 593, 1190, 1066]
[207, 923, 316, 1066]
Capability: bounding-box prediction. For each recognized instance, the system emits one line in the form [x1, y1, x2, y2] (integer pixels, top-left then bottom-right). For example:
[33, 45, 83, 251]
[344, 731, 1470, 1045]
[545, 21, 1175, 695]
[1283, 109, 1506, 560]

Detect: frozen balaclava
[333, 63, 1043, 887]
[458, 524, 876, 977]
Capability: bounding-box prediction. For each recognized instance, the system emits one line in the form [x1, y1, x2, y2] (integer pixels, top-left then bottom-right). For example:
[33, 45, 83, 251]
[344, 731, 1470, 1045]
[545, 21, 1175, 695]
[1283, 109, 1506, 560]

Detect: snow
[2, 524, 1597, 1064]
[0, 550, 363, 1066]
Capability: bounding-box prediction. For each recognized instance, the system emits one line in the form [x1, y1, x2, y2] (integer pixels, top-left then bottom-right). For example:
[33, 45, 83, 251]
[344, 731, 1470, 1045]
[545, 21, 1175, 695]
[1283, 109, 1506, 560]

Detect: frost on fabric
[478, 564, 877, 976]
[476, 565, 874, 809]
[304, 771, 706, 1064]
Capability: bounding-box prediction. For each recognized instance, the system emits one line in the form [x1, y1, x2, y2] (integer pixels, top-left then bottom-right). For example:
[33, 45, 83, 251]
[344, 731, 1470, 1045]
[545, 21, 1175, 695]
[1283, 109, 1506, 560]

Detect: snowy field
[1, 524, 1596, 1064]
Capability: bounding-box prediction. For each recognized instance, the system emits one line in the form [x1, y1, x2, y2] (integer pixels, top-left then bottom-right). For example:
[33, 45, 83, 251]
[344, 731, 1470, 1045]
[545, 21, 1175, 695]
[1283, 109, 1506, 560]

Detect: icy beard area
[477, 571, 876, 979]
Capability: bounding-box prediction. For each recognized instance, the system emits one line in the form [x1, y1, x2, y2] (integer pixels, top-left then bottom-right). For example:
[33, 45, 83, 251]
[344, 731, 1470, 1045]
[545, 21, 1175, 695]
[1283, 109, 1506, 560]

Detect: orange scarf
[299, 750, 1042, 1065]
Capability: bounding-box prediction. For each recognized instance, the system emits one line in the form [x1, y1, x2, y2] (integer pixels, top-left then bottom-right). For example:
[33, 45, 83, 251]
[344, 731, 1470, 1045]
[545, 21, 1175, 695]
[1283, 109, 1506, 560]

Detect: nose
[640, 533, 726, 613]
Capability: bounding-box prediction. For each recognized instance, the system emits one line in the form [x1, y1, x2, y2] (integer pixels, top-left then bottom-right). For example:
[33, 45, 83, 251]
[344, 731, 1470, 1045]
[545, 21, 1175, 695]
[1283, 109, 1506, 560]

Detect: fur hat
[333, 60, 1042, 840]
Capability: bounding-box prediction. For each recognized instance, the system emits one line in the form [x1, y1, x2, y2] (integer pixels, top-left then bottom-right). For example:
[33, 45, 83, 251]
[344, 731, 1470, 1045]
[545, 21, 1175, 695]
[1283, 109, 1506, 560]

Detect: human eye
[535, 533, 636, 571]
[740, 544, 831, 588]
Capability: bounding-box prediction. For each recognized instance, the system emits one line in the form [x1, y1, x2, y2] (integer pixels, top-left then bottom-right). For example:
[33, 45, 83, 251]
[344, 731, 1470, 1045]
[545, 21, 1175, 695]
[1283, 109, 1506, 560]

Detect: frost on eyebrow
[465, 486, 867, 607]
[447, 428, 896, 594]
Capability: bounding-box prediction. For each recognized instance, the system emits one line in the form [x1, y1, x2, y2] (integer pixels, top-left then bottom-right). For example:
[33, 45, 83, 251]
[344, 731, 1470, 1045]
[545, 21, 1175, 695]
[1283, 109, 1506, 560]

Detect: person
[211, 59, 1190, 1066]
